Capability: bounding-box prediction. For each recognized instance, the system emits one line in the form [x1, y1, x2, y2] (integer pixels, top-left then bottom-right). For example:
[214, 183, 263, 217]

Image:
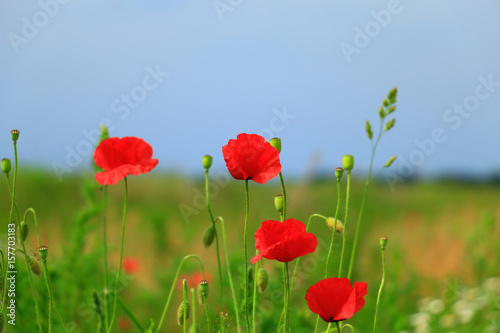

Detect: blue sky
[1, 0, 500, 185]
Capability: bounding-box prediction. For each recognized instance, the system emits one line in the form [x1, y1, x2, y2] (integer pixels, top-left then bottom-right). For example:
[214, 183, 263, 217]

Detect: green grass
[1, 169, 499, 332]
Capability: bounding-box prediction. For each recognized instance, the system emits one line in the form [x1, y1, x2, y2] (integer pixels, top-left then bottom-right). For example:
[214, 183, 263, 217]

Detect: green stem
[326, 323, 331, 332]
[116, 295, 144, 331]
[42, 261, 53, 332]
[18, 211, 43, 333]
[336, 322, 341, 332]
[217, 216, 241, 333]
[283, 262, 290, 333]
[107, 177, 128, 333]
[205, 169, 224, 311]
[155, 255, 205, 333]
[279, 172, 287, 220]
[101, 186, 109, 332]
[373, 246, 386, 333]
[243, 179, 251, 332]
[325, 179, 342, 278]
[203, 295, 211, 333]
[191, 288, 197, 333]
[347, 118, 383, 279]
[251, 252, 259, 333]
[338, 171, 351, 278]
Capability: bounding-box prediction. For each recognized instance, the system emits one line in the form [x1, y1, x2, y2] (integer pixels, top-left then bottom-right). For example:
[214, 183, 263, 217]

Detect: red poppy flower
[122, 257, 140, 274]
[305, 277, 367, 322]
[94, 136, 158, 185]
[251, 218, 317, 264]
[222, 133, 281, 184]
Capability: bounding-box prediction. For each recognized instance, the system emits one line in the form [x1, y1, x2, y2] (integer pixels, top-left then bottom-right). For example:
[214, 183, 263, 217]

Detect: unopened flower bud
[202, 225, 216, 248]
[342, 155, 354, 172]
[382, 98, 390, 107]
[384, 155, 397, 168]
[257, 268, 269, 293]
[335, 167, 344, 181]
[326, 217, 344, 233]
[38, 245, 48, 261]
[274, 195, 284, 213]
[386, 105, 396, 114]
[202, 155, 213, 170]
[1, 158, 11, 174]
[365, 120, 373, 139]
[29, 256, 41, 277]
[99, 125, 110, 143]
[269, 137, 282, 153]
[197, 279, 209, 303]
[384, 118, 395, 131]
[10, 129, 20, 143]
[380, 236, 388, 250]
[177, 301, 191, 326]
[19, 221, 29, 243]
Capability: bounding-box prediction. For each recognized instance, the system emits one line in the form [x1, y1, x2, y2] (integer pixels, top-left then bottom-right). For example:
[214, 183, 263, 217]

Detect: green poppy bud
[202, 225, 216, 248]
[202, 155, 213, 170]
[257, 267, 269, 293]
[197, 279, 209, 303]
[274, 195, 284, 213]
[19, 221, 29, 243]
[10, 129, 20, 143]
[335, 167, 344, 181]
[384, 155, 397, 168]
[365, 120, 373, 139]
[380, 236, 388, 250]
[1, 158, 11, 174]
[177, 301, 191, 326]
[99, 125, 110, 144]
[269, 137, 282, 153]
[29, 256, 41, 277]
[342, 155, 354, 172]
[384, 118, 395, 131]
[38, 245, 48, 261]
[326, 217, 344, 233]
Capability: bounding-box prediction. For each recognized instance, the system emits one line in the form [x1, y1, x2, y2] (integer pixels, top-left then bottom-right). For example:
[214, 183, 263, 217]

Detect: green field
[1, 169, 499, 332]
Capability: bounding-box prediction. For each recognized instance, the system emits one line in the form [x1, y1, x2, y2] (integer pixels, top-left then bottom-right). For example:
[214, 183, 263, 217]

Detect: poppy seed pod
[10, 129, 20, 143]
[202, 225, 216, 248]
[342, 155, 354, 172]
[269, 137, 282, 153]
[197, 279, 209, 303]
[202, 155, 213, 170]
[257, 268, 269, 293]
[177, 301, 191, 326]
[380, 236, 388, 250]
[29, 256, 41, 277]
[274, 195, 284, 213]
[1, 158, 11, 174]
[335, 167, 344, 181]
[38, 245, 48, 261]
